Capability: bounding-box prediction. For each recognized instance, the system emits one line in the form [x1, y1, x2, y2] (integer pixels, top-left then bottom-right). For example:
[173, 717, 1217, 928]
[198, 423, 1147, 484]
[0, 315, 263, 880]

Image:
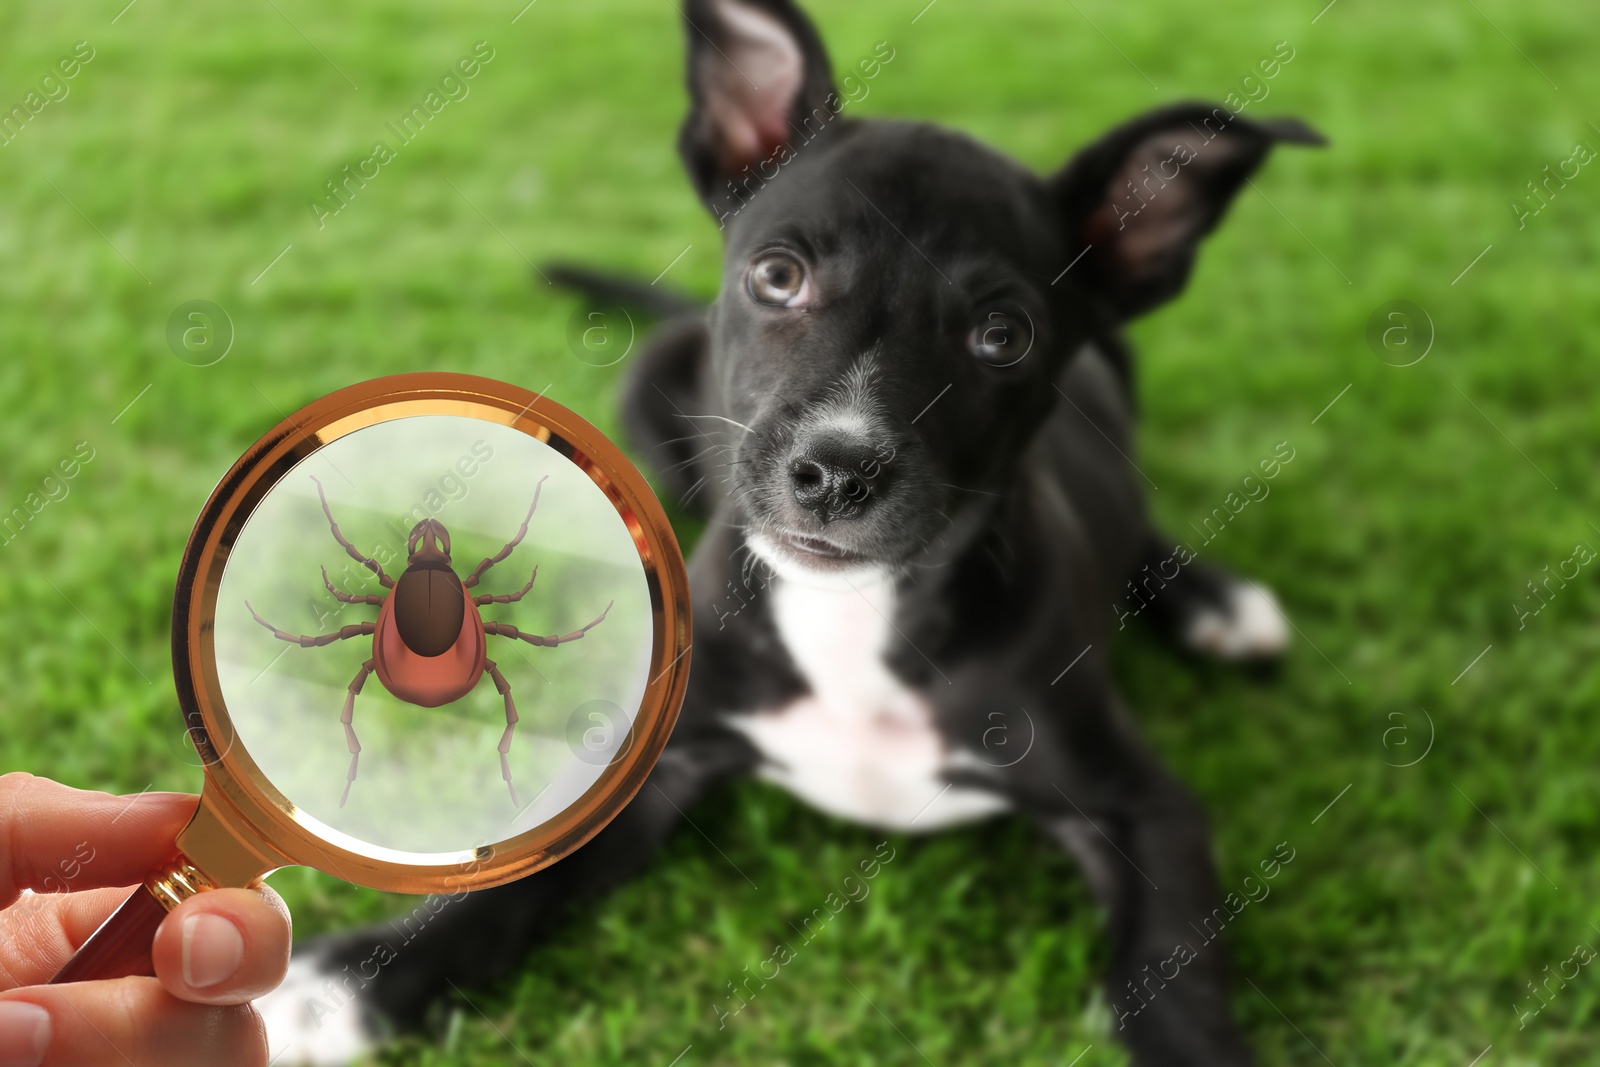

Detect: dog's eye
[968, 309, 1033, 367]
[748, 252, 809, 307]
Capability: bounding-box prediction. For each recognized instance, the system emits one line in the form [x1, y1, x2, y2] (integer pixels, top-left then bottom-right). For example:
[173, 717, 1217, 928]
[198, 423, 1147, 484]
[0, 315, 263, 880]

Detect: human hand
[0, 773, 291, 1066]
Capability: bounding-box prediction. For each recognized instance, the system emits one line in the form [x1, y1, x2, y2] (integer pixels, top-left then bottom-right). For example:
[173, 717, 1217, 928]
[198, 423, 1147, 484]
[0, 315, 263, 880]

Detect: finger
[152, 888, 291, 1006]
[0, 887, 135, 991]
[0, 980, 267, 1067]
[0, 774, 196, 906]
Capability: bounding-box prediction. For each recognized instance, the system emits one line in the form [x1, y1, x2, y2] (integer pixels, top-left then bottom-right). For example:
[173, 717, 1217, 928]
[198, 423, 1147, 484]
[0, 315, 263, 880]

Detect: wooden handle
[48, 885, 169, 984]
[48, 854, 214, 984]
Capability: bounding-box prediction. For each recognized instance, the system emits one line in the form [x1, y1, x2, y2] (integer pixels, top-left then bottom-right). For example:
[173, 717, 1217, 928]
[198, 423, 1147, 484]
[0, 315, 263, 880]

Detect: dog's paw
[256, 950, 381, 1066]
[1181, 579, 1289, 661]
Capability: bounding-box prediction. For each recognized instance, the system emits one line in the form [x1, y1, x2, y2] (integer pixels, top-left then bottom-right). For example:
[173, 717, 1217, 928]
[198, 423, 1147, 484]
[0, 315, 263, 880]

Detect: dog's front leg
[1032, 761, 1255, 1066]
[256, 730, 756, 1065]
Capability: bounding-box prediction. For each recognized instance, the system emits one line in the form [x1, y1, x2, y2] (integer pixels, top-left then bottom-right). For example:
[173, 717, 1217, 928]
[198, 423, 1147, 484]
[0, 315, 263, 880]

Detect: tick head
[406, 518, 452, 567]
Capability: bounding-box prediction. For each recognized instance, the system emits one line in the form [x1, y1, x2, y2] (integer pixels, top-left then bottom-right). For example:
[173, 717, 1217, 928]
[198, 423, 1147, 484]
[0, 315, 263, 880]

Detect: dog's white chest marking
[729, 574, 1010, 832]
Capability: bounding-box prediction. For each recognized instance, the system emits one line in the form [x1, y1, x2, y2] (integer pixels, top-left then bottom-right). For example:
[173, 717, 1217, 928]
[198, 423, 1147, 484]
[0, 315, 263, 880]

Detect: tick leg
[247, 602, 375, 647]
[322, 565, 384, 605]
[463, 476, 548, 589]
[339, 659, 374, 808]
[484, 600, 613, 648]
[475, 566, 537, 607]
[485, 660, 520, 806]
[312, 475, 394, 588]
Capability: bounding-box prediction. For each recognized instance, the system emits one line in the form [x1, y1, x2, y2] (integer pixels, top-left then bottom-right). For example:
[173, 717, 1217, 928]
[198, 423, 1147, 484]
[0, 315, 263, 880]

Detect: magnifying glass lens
[218, 413, 653, 857]
[49, 376, 689, 984]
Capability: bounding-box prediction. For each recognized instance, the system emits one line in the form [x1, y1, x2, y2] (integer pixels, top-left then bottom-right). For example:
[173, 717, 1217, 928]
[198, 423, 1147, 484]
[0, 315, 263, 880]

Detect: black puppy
[263, 2, 1320, 1063]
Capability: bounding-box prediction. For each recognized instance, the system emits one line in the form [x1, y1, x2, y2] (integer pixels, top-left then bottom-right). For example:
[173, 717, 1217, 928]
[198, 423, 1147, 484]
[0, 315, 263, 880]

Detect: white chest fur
[728, 573, 1010, 832]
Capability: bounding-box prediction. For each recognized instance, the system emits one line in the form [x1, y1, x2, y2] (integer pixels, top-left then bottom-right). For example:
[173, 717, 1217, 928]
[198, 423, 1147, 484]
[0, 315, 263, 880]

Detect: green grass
[3, 0, 1599, 1063]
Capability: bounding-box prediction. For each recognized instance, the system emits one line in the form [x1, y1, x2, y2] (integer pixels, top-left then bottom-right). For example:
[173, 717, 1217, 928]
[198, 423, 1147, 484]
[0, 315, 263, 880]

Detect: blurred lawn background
[3, 0, 1599, 1063]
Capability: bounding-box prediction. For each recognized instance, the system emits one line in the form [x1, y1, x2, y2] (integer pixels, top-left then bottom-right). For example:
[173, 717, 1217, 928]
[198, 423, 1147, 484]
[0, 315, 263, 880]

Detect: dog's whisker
[661, 440, 719, 459]
[938, 481, 1002, 499]
[673, 412, 754, 434]
[681, 476, 713, 506]
[665, 447, 730, 474]
[657, 432, 730, 449]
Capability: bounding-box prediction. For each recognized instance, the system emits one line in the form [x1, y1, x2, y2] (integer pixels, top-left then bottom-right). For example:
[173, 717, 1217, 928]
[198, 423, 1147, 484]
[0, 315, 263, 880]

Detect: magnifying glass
[50, 372, 690, 983]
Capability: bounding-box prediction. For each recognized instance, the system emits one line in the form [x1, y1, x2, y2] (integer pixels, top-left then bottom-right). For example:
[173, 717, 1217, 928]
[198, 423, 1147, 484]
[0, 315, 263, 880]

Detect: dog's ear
[1051, 104, 1324, 319]
[677, 0, 838, 214]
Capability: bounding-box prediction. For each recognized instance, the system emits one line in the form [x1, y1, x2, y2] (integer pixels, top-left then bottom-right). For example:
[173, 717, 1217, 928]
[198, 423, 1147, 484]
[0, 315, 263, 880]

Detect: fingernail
[0, 1001, 50, 1067]
[181, 911, 245, 989]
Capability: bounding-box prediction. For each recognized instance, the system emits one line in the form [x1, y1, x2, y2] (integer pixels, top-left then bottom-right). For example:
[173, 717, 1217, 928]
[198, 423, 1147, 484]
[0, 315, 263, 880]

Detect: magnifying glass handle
[49, 855, 214, 985]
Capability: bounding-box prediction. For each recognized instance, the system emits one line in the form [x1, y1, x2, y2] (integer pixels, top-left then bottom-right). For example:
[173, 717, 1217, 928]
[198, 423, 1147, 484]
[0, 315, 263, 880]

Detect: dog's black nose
[788, 439, 885, 522]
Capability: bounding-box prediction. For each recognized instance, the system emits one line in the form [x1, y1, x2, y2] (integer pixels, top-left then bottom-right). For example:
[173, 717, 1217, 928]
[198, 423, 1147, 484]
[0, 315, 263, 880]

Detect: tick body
[375, 519, 486, 707]
[246, 476, 613, 808]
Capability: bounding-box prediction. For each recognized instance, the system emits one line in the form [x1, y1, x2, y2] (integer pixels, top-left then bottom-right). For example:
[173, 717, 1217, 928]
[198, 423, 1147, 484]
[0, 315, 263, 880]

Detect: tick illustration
[246, 475, 612, 808]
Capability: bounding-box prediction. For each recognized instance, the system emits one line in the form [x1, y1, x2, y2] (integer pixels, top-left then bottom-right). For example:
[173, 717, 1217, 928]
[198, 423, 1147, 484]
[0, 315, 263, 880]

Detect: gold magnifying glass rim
[172, 373, 690, 895]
